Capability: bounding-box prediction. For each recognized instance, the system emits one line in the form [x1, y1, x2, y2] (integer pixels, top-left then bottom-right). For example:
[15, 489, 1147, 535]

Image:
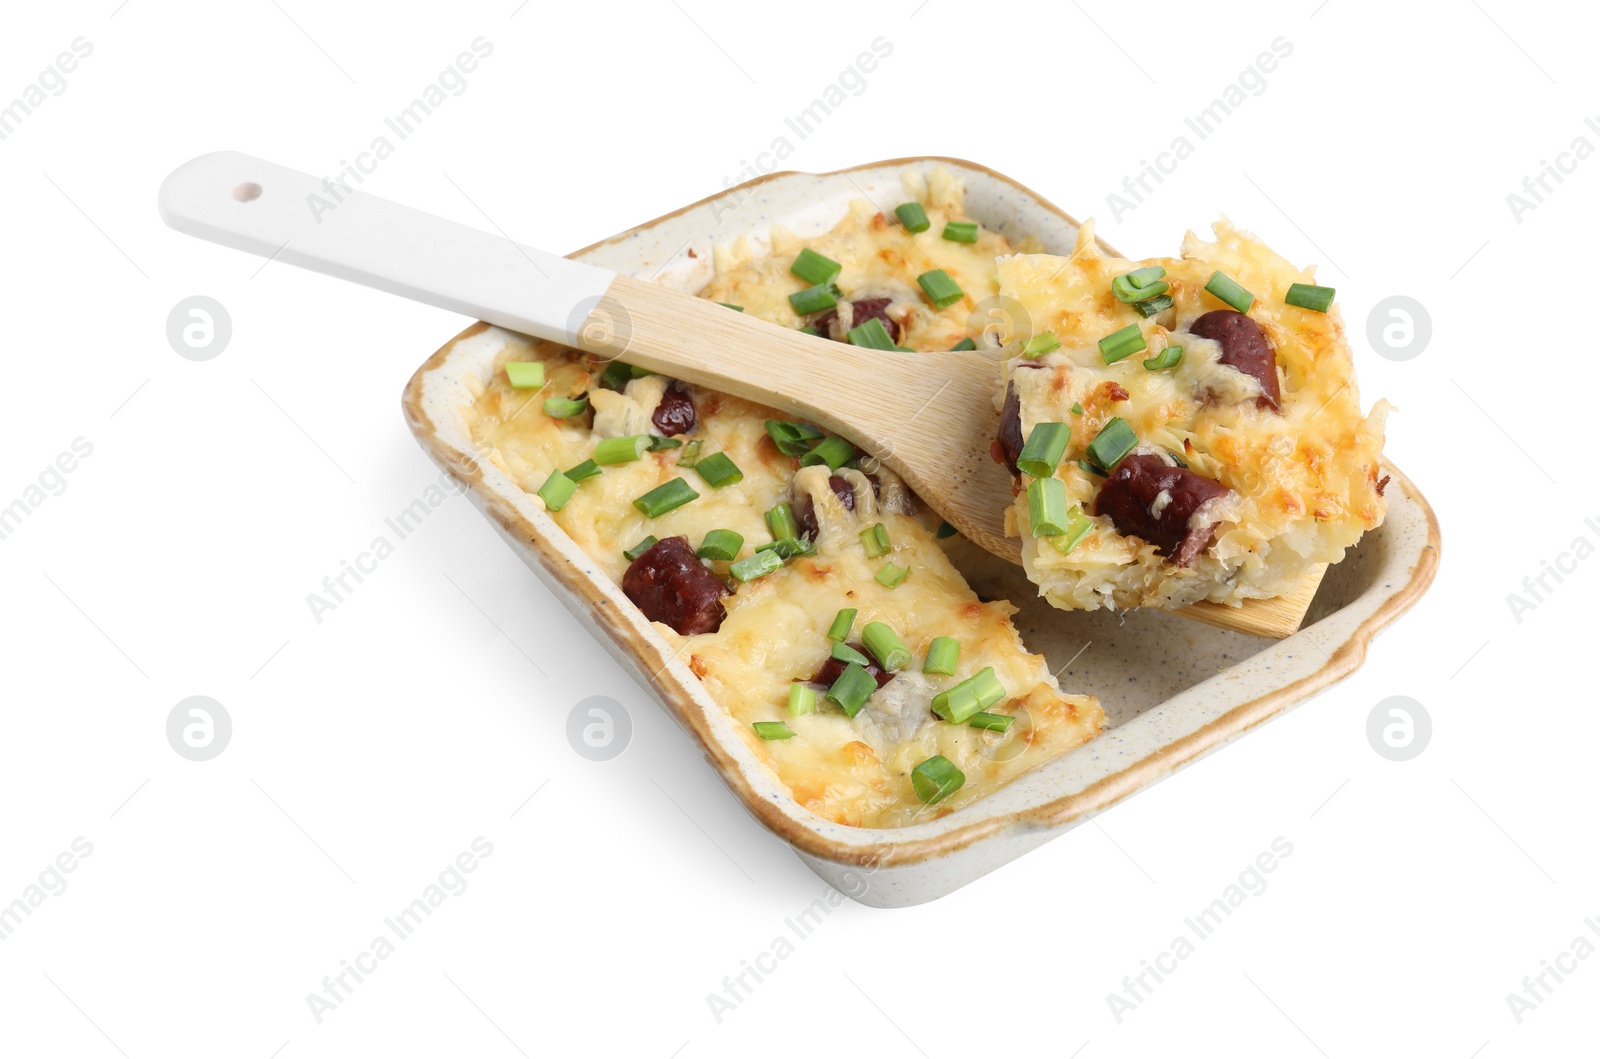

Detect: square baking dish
[403, 159, 1440, 907]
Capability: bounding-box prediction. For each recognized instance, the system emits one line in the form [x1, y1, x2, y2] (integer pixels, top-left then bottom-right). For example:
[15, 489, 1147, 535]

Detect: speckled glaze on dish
[402, 159, 1441, 907]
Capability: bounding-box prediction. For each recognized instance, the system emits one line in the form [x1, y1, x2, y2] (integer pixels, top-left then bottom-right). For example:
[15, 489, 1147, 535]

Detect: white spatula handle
[157, 151, 615, 344]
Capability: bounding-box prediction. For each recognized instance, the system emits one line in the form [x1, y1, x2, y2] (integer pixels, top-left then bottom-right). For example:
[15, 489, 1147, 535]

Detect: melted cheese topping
[999, 220, 1390, 610]
[467, 171, 1101, 829]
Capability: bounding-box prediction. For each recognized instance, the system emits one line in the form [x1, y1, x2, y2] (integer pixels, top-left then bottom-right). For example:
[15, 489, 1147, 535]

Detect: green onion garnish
[949, 337, 977, 351]
[1125, 265, 1166, 288]
[830, 641, 873, 667]
[623, 535, 658, 561]
[875, 562, 909, 589]
[765, 503, 799, 541]
[693, 452, 744, 488]
[1027, 476, 1070, 536]
[968, 712, 1013, 733]
[1111, 267, 1169, 304]
[1022, 332, 1061, 359]
[895, 202, 930, 233]
[1078, 459, 1107, 477]
[826, 662, 877, 717]
[543, 395, 588, 418]
[1099, 323, 1147, 364]
[730, 549, 784, 582]
[847, 317, 897, 350]
[758, 537, 814, 560]
[696, 528, 744, 562]
[537, 469, 576, 512]
[752, 721, 796, 740]
[911, 755, 965, 804]
[599, 361, 633, 391]
[1086, 417, 1138, 471]
[630, 365, 655, 378]
[565, 459, 601, 482]
[1070, 402, 1085, 415]
[1204, 271, 1255, 313]
[860, 522, 890, 558]
[1133, 294, 1175, 319]
[931, 682, 980, 724]
[942, 221, 978, 243]
[1285, 282, 1335, 312]
[594, 435, 650, 464]
[800, 435, 855, 470]
[716, 302, 744, 312]
[790, 248, 842, 287]
[766, 420, 824, 456]
[788, 683, 817, 715]
[1053, 505, 1094, 556]
[861, 621, 911, 671]
[826, 608, 857, 642]
[1016, 422, 1070, 479]
[648, 435, 683, 451]
[1143, 345, 1183, 371]
[789, 284, 838, 316]
[917, 269, 965, 309]
[923, 636, 959, 676]
[505, 361, 545, 389]
[972, 668, 1007, 708]
[632, 478, 699, 518]
[935, 521, 957, 538]
[677, 439, 703, 468]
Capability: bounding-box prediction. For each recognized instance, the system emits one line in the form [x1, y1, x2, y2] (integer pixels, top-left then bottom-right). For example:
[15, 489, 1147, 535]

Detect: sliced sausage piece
[993, 382, 1024, 477]
[793, 475, 856, 540]
[812, 297, 901, 344]
[651, 382, 698, 436]
[810, 644, 896, 689]
[1092, 454, 1232, 567]
[1190, 310, 1280, 411]
[621, 536, 726, 635]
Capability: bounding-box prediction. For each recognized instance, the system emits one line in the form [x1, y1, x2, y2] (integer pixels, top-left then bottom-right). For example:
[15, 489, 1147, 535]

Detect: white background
[1, 1, 1593, 1055]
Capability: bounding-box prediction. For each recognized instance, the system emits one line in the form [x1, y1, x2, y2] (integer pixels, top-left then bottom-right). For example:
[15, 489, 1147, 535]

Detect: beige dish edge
[402, 158, 1441, 907]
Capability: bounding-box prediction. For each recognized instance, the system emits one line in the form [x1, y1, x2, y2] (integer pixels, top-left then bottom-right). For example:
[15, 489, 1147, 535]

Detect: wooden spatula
[159, 151, 1321, 637]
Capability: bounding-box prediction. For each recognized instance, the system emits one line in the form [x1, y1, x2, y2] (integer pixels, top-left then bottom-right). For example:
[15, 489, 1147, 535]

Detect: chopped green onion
[632, 478, 699, 518]
[1167, 449, 1189, 469]
[1021, 332, 1061, 359]
[542, 395, 588, 418]
[860, 522, 891, 559]
[972, 667, 1006, 708]
[696, 528, 744, 562]
[800, 435, 855, 470]
[677, 440, 704, 468]
[759, 537, 815, 560]
[623, 535, 658, 561]
[931, 682, 981, 724]
[1027, 476, 1070, 536]
[648, 435, 683, 450]
[949, 337, 977, 351]
[1070, 402, 1085, 415]
[847, 317, 897, 350]
[831, 641, 873, 667]
[565, 458, 601, 482]
[788, 683, 817, 716]
[1016, 422, 1070, 478]
[766, 420, 824, 456]
[716, 302, 744, 312]
[1204, 270, 1255, 313]
[1125, 265, 1167, 289]
[1053, 505, 1095, 556]
[935, 520, 957, 538]
[1285, 282, 1335, 312]
[790, 248, 842, 287]
[1086, 417, 1139, 471]
[923, 636, 959, 676]
[1143, 345, 1184, 371]
[765, 503, 799, 541]
[826, 662, 877, 717]
[875, 562, 910, 589]
[1133, 294, 1175, 319]
[968, 712, 1014, 733]
[861, 621, 911, 671]
[598, 361, 632, 391]
[693, 452, 744, 488]
[505, 361, 545, 389]
[1113, 276, 1170, 303]
[942, 221, 978, 243]
[826, 608, 857, 643]
[1099, 323, 1147, 364]
[752, 720, 796, 740]
[917, 269, 965, 309]
[911, 755, 964, 804]
[1078, 459, 1108, 477]
[630, 364, 656, 378]
[789, 283, 838, 316]
[895, 202, 930, 232]
[594, 435, 650, 464]
[537, 469, 576, 512]
[730, 548, 784, 582]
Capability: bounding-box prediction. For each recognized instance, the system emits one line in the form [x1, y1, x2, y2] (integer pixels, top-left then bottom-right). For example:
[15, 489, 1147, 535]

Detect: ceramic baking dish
[402, 159, 1440, 907]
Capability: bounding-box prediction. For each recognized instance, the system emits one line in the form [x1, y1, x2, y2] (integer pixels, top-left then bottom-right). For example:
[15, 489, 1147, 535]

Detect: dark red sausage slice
[621, 536, 726, 635]
[993, 382, 1024, 477]
[651, 383, 697, 436]
[793, 475, 856, 539]
[810, 644, 895, 689]
[1092, 454, 1231, 567]
[1190, 310, 1280, 410]
[812, 297, 901, 344]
